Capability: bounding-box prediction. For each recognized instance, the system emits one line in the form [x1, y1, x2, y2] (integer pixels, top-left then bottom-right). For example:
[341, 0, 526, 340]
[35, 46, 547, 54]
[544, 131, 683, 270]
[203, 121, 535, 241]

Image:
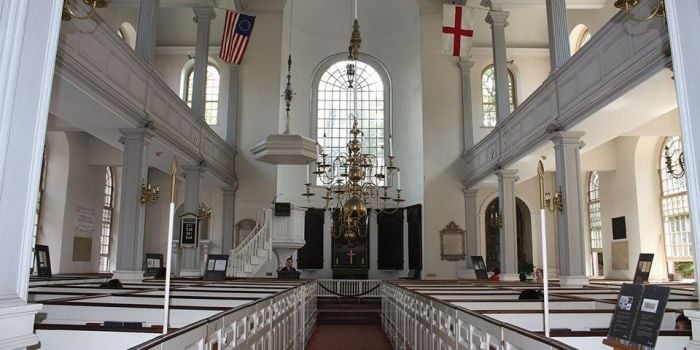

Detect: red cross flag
[442, 4, 474, 57]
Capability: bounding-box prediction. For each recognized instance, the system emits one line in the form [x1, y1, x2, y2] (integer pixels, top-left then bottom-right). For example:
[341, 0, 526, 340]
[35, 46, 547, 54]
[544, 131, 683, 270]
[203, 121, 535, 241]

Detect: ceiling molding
[108, 0, 217, 8]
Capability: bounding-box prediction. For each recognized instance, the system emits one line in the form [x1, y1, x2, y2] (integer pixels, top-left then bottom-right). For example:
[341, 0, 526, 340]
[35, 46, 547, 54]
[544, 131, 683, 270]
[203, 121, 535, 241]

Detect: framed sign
[440, 221, 465, 261]
[179, 213, 199, 248]
[144, 253, 164, 276]
[633, 253, 654, 285]
[204, 254, 229, 281]
[471, 256, 489, 280]
[35, 244, 52, 277]
[274, 202, 291, 216]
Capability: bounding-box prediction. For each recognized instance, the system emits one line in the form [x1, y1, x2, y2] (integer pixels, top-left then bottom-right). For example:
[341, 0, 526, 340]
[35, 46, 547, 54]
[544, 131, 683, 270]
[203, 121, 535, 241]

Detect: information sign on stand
[471, 256, 489, 280]
[179, 213, 199, 248]
[632, 253, 654, 285]
[605, 283, 670, 350]
[35, 244, 52, 277]
[144, 253, 163, 276]
[203, 254, 229, 281]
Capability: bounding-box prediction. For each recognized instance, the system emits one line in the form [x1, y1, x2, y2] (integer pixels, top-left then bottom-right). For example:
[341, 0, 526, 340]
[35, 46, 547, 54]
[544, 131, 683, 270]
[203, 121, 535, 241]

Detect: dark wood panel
[298, 208, 325, 269]
[332, 209, 369, 269]
[406, 204, 423, 270]
[377, 209, 404, 270]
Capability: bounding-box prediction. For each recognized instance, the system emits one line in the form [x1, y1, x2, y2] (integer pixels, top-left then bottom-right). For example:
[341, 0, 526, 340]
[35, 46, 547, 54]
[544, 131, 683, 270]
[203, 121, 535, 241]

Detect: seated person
[489, 267, 501, 281]
[535, 268, 544, 283]
[676, 314, 692, 331]
[279, 257, 297, 272]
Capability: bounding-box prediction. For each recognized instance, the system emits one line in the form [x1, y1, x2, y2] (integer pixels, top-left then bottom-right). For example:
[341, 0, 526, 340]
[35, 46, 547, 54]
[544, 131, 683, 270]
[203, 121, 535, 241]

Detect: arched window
[99, 167, 114, 272]
[660, 136, 693, 261]
[588, 171, 603, 276]
[184, 64, 221, 125]
[481, 65, 516, 127]
[314, 58, 387, 185]
[569, 24, 592, 55]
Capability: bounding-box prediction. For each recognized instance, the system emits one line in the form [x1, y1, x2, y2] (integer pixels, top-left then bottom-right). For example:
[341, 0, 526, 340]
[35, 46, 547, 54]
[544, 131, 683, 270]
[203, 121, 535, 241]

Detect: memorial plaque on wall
[471, 256, 489, 280]
[179, 213, 199, 248]
[612, 241, 629, 270]
[72, 236, 92, 262]
[632, 253, 654, 285]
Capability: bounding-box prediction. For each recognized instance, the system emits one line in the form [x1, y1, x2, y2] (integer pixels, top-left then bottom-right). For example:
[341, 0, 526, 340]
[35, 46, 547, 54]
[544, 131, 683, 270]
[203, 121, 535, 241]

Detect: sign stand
[537, 160, 550, 337]
[602, 338, 638, 350]
[163, 158, 177, 334]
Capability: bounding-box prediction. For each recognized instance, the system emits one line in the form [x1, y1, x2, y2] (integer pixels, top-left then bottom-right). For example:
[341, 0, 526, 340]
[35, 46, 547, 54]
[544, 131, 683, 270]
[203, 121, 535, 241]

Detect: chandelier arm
[626, 0, 662, 22]
[64, 0, 97, 20]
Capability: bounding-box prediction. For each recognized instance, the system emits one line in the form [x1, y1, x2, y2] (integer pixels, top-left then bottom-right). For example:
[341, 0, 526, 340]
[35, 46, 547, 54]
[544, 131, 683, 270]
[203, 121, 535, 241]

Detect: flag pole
[162, 157, 177, 334]
[537, 160, 550, 337]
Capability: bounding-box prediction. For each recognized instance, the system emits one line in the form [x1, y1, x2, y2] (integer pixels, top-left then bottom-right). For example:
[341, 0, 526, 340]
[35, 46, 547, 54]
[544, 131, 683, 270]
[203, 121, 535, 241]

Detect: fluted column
[0, 0, 62, 347]
[459, 59, 475, 150]
[113, 128, 154, 281]
[463, 189, 479, 273]
[496, 169, 519, 281]
[485, 10, 510, 124]
[222, 187, 236, 252]
[135, 0, 160, 64]
[551, 131, 588, 286]
[191, 7, 215, 119]
[226, 65, 239, 145]
[179, 165, 205, 276]
[666, 0, 700, 311]
[546, 0, 571, 70]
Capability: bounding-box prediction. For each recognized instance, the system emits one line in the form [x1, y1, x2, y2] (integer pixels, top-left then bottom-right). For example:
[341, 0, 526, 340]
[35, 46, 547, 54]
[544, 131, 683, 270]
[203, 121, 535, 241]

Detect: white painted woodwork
[463, 4, 669, 189]
[497, 169, 519, 280]
[190, 6, 215, 119]
[545, 0, 571, 70]
[135, 0, 160, 64]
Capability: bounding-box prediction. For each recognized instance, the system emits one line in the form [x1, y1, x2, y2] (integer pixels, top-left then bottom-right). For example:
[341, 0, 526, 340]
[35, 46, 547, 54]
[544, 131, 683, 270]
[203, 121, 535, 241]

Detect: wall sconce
[62, 0, 107, 21]
[544, 187, 564, 212]
[664, 146, 685, 179]
[198, 205, 213, 220]
[140, 181, 160, 205]
[488, 210, 502, 228]
[613, 0, 665, 22]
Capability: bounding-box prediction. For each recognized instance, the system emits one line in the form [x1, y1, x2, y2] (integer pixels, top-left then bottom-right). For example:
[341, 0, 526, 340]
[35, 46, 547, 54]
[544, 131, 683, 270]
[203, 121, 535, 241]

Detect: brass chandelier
[613, 0, 665, 22]
[302, 12, 403, 243]
[62, 0, 107, 21]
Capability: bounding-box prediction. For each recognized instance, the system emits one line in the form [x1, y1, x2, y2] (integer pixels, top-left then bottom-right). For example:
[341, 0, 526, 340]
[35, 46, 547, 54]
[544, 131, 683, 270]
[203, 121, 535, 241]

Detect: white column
[551, 131, 588, 286]
[226, 65, 239, 145]
[496, 169, 519, 281]
[135, 0, 160, 64]
[0, 0, 61, 347]
[463, 189, 479, 276]
[666, 0, 700, 320]
[545, 0, 571, 71]
[113, 128, 153, 282]
[191, 7, 215, 119]
[485, 10, 510, 124]
[222, 187, 236, 252]
[459, 59, 475, 150]
[180, 165, 205, 276]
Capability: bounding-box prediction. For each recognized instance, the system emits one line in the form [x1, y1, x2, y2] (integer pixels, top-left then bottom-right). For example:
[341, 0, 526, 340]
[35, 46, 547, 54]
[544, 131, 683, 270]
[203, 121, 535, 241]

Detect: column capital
[458, 59, 475, 73]
[463, 188, 479, 198]
[550, 131, 585, 145]
[222, 187, 236, 195]
[193, 6, 216, 22]
[495, 168, 519, 179]
[486, 10, 509, 27]
[182, 165, 206, 176]
[118, 127, 154, 145]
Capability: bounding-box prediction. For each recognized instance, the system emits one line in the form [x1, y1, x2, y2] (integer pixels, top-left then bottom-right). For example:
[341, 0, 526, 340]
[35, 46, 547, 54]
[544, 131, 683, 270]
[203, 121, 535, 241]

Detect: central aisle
[306, 325, 392, 350]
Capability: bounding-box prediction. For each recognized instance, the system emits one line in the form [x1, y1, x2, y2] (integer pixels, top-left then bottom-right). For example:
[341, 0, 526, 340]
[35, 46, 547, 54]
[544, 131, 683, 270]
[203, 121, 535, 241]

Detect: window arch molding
[480, 63, 517, 128]
[179, 58, 221, 125]
[310, 52, 392, 142]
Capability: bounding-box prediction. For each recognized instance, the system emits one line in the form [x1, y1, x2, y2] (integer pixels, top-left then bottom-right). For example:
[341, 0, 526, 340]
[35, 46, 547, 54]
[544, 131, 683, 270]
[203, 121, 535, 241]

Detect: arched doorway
[485, 198, 533, 271]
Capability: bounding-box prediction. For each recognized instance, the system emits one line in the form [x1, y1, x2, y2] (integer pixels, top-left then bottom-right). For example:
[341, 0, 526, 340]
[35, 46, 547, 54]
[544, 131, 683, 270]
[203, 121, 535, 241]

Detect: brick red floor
[306, 325, 392, 350]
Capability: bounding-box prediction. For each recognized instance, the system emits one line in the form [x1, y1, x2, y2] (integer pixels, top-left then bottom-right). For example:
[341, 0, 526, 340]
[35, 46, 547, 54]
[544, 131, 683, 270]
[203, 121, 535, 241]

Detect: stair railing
[228, 208, 273, 277]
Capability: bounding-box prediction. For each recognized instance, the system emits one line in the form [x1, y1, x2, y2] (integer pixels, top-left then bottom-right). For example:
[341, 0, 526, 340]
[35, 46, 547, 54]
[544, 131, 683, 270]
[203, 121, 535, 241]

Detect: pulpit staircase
[226, 209, 273, 278]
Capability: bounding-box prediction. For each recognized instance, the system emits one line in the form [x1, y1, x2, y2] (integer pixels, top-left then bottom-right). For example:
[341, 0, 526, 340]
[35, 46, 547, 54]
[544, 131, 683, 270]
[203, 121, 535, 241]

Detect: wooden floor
[306, 325, 392, 350]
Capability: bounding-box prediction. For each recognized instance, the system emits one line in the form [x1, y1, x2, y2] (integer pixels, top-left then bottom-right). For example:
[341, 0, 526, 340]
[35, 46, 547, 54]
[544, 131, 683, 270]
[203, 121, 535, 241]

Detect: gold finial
[537, 159, 545, 210]
[170, 157, 178, 203]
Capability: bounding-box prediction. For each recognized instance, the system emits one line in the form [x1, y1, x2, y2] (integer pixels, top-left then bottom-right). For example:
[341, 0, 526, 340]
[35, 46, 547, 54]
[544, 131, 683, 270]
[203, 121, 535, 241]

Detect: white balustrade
[316, 279, 382, 298]
[381, 282, 576, 350]
[132, 281, 317, 350]
[227, 209, 273, 278]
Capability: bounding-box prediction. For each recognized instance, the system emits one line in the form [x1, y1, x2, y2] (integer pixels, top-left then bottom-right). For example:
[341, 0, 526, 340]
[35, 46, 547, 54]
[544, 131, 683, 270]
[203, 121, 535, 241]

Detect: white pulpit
[270, 205, 306, 268]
